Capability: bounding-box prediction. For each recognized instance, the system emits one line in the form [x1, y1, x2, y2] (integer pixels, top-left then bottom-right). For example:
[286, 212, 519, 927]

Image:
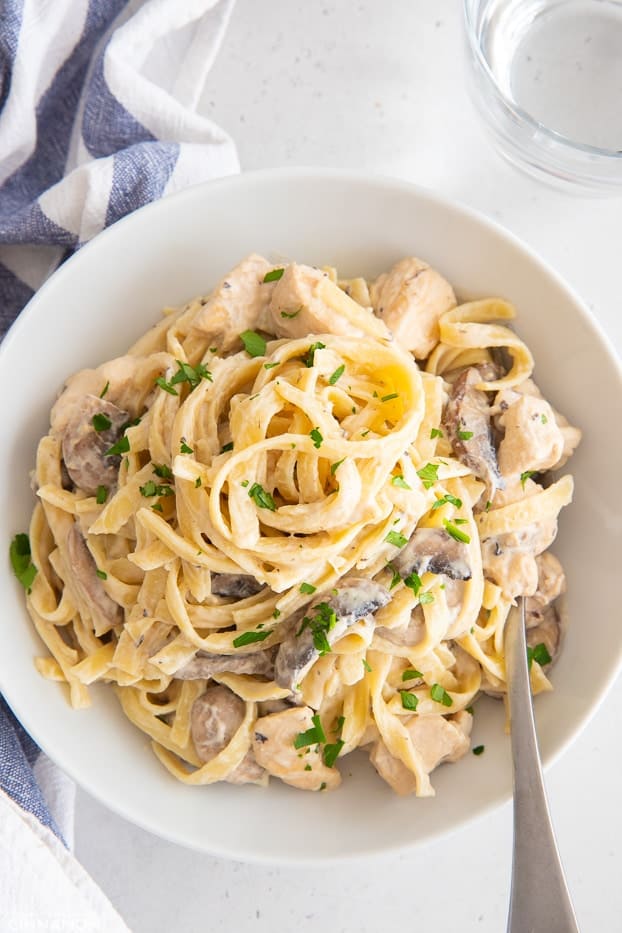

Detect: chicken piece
[393, 527, 471, 581]
[443, 367, 502, 502]
[210, 572, 264, 598]
[274, 578, 390, 692]
[497, 394, 564, 476]
[525, 552, 566, 628]
[370, 256, 457, 359]
[251, 706, 341, 791]
[175, 648, 275, 681]
[495, 378, 581, 470]
[59, 395, 129, 495]
[527, 604, 562, 667]
[269, 263, 390, 340]
[190, 254, 277, 352]
[66, 523, 122, 636]
[370, 710, 472, 795]
[190, 685, 265, 785]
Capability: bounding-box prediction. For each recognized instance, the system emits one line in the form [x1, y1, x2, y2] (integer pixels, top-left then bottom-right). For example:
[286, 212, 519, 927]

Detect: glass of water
[463, 0, 622, 193]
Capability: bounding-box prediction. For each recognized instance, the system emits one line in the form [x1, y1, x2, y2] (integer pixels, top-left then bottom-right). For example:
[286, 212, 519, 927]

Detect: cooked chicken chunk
[443, 367, 502, 502]
[370, 710, 472, 795]
[527, 604, 562, 667]
[210, 572, 264, 598]
[190, 685, 265, 784]
[525, 552, 566, 628]
[175, 648, 275, 681]
[59, 395, 128, 495]
[252, 706, 341, 791]
[190, 254, 277, 351]
[496, 393, 564, 476]
[269, 263, 390, 340]
[66, 523, 121, 635]
[496, 378, 581, 470]
[370, 256, 457, 359]
[393, 527, 471, 581]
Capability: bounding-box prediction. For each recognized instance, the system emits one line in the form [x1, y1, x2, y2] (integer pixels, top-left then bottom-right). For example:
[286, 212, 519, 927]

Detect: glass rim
[463, 0, 622, 162]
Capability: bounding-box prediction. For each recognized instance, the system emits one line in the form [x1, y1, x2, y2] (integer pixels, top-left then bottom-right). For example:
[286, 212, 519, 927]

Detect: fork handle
[505, 600, 580, 933]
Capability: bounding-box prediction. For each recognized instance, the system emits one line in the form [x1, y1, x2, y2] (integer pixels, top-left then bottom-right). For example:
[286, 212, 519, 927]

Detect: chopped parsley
[153, 463, 173, 479]
[400, 690, 419, 711]
[180, 439, 194, 454]
[457, 430, 473, 440]
[240, 330, 267, 357]
[527, 642, 552, 669]
[139, 481, 174, 498]
[155, 376, 179, 396]
[386, 564, 402, 589]
[92, 413, 112, 433]
[417, 462, 439, 489]
[303, 341, 326, 367]
[419, 591, 435, 605]
[294, 714, 326, 749]
[520, 470, 536, 488]
[362, 658, 372, 673]
[104, 435, 130, 457]
[263, 268, 284, 282]
[220, 442, 234, 452]
[248, 482, 276, 511]
[328, 365, 345, 385]
[430, 427, 443, 439]
[309, 427, 323, 448]
[9, 533, 37, 592]
[304, 764, 312, 771]
[430, 684, 453, 707]
[272, 608, 281, 619]
[99, 381, 110, 399]
[432, 493, 463, 510]
[323, 739, 345, 768]
[280, 307, 301, 319]
[297, 602, 337, 656]
[264, 362, 279, 369]
[403, 572, 422, 596]
[385, 530, 408, 548]
[472, 745, 485, 756]
[453, 518, 468, 525]
[540, 413, 548, 425]
[485, 500, 493, 512]
[95, 485, 108, 505]
[330, 458, 345, 475]
[170, 360, 212, 390]
[300, 582, 316, 595]
[402, 669, 423, 681]
[381, 392, 399, 402]
[443, 519, 471, 544]
[195, 477, 202, 488]
[391, 475, 411, 490]
[151, 502, 163, 512]
[233, 629, 272, 648]
[96, 569, 107, 580]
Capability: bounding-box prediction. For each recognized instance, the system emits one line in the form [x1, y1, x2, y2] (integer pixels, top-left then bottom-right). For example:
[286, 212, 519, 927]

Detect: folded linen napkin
[0, 0, 238, 928]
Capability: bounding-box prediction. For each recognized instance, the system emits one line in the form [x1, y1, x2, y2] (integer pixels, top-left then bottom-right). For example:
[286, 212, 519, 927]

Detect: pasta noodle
[16, 253, 580, 797]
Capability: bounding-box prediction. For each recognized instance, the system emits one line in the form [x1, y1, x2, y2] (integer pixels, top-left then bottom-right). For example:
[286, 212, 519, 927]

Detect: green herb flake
[248, 482, 276, 511]
[170, 359, 213, 389]
[387, 564, 402, 590]
[240, 330, 267, 357]
[432, 493, 463, 510]
[153, 463, 173, 480]
[180, 439, 194, 455]
[264, 362, 279, 369]
[309, 427, 323, 449]
[453, 518, 468, 525]
[99, 382, 110, 400]
[241, 480, 249, 488]
[443, 519, 471, 544]
[403, 572, 422, 596]
[304, 764, 312, 771]
[330, 458, 345, 475]
[300, 582, 317, 595]
[466, 706, 474, 715]
[419, 591, 435, 605]
[385, 530, 408, 548]
[485, 500, 493, 512]
[263, 268, 284, 283]
[272, 608, 281, 620]
[303, 341, 326, 367]
[96, 485, 108, 505]
[416, 462, 439, 489]
[323, 739, 345, 768]
[527, 642, 552, 669]
[296, 602, 336, 657]
[293, 714, 326, 749]
[220, 442, 234, 452]
[280, 307, 302, 319]
[151, 502, 163, 512]
[381, 392, 399, 402]
[92, 413, 112, 433]
[104, 435, 130, 457]
[233, 629, 273, 648]
[362, 658, 372, 673]
[430, 684, 453, 707]
[319, 782, 327, 791]
[391, 475, 411, 490]
[402, 669, 423, 681]
[400, 690, 419, 711]
[155, 376, 179, 396]
[430, 428, 443, 439]
[96, 569, 107, 580]
[328, 364, 345, 385]
[540, 414, 548, 425]
[9, 534, 37, 592]
[520, 470, 536, 489]
[472, 745, 485, 756]
[457, 430, 474, 440]
[194, 477, 202, 488]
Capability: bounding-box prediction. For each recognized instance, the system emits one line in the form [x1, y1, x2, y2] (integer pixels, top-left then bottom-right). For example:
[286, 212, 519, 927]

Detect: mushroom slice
[66, 523, 122, 636]
[526, 604, 562, 668]
[175, 648, 275, 681]
[60, 395, 129, 496]
[210, 572, 264, 598]
[251, 706, 341, 791]
[274, 578, 390, 692]
[393, 526, 471, 581]
[443, 367, 502, 501]
[525, 552, 566, 629]
[190, 685, 265, 784]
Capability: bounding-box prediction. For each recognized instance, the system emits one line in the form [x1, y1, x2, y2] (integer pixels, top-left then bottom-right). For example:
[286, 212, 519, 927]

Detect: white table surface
[74, 2, 622, 931]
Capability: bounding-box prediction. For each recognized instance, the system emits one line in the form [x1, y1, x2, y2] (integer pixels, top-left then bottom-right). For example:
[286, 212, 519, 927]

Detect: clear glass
[464, 0, 622, 193]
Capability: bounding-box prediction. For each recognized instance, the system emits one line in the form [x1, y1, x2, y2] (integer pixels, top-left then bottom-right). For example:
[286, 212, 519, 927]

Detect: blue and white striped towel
[0, 1, 238, 928]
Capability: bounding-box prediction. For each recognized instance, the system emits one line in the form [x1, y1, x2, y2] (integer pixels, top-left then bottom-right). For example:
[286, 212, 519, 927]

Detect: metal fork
[504, 598, 580, 933]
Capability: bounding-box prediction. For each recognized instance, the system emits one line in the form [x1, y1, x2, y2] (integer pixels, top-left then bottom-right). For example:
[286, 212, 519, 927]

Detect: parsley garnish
[328, 365, 345, 385]
[155, 376, 179, 396]
[309, 427, 323, 448]
[402, 669, 423, 681]
[9, 534, 37, 592]
[240, 330, 267, 357]
[96, 485, 108, 505]
[400, 690, 419, 711]
[381, 392, 399, 402]
[330, 458, 345, 475]
[264, 362, 279, 369]
[139, 481, 174, 498]
[272, 608, 281, 619]
[391, 475, 411, 489]
[362, 658, 372, 673]
[472, 745, 485, 756]
[104, 435, 130, 457]
[430, 428, 443, 439]
[151, 502, 163, 512]
[297, 602, 337, 656]
[263, 268, 284, 282]
[170, 360, 212, 390]
[221, 442, 234, 452]
[457, 430, 473, 440]
[248, 482, 276, 511]
[419, 591, 435, 605]
[99, 381, 109, 399]
[386, 563, 402, 589]
[520, 470, 536, 488]
[153, 463, 173, 479]
[417, 462, 439, 488]
[430, 684, 453, 707]
[96, 569, 107, 580]
[385, 530, 408, 548]
[300, 582, 316, 595]
[233, 629, 272, 647]
[403, 572, 422, 596]
[540, 414, 548, 425]
[180, 439, 194, 454]
[280, 307, 301, 319]
[319, 782, 327, 791]
[443, 519, 471, 543]
[92, 413, 112, 433]
[323, 739, 345, 768]
[485, 500, 492, 512]
[303, 341, 326, 367]
[527, 642, 552, 669]
[195, 477, 202, 488]
[432, 493, 463, 510]
[294, 714, 326, 749]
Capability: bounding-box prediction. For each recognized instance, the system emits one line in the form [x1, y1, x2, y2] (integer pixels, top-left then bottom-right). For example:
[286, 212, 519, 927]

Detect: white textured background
[75, 2, 622, 931]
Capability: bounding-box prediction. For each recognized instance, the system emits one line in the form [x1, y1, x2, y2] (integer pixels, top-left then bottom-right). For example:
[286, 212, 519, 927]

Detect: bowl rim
[2, 166, 622, 863]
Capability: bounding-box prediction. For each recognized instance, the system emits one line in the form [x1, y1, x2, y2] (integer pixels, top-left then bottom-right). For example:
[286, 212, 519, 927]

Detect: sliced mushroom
[60, 395, 129, 496]
[210, 572, 264, 598]
[251, 706, 341, 791]
[175, 648, 275, 681]
[393, 526, 471, 581]
[443, 367, 502, 502]
[66, 523, 122, 636]
[190, 685, 265, 784]
[526, 604, 562, 667]
[274, 578, 390, 692]
[525, 552, 566, 629]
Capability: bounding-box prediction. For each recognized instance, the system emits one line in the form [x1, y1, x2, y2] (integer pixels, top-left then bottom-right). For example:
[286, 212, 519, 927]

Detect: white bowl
[1, 169, 620, 863]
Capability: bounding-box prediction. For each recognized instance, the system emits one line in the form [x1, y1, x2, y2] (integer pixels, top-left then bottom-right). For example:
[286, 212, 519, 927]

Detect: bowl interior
[1, 169, 620, 862]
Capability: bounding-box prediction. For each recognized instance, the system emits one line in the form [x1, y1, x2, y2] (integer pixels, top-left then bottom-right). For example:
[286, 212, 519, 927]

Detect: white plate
[1, 169, 620, 863]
